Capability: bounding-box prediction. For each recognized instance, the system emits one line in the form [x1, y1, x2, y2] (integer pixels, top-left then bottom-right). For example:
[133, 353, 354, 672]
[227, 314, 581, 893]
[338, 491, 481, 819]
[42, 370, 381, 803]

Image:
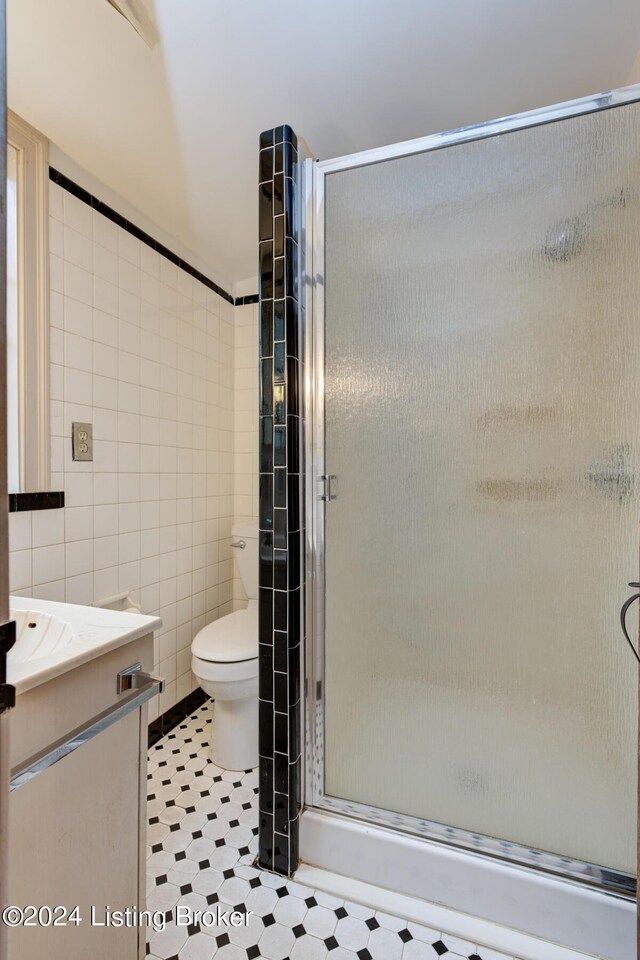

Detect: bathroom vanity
[6, 597, 162, 960]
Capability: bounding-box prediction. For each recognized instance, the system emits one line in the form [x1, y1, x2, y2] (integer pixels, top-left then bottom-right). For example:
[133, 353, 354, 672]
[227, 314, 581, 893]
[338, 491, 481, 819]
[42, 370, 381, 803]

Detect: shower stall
[298, 86, 640, 958]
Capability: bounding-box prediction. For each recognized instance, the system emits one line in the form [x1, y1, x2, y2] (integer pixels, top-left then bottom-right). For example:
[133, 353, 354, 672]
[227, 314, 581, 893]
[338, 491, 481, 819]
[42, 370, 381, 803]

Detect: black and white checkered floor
[146, 702, 523, 960]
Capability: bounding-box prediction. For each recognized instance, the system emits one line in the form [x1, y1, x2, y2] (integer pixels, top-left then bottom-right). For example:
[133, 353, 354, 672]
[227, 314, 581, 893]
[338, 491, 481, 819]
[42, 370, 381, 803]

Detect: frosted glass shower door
[320, 100, 640, 876]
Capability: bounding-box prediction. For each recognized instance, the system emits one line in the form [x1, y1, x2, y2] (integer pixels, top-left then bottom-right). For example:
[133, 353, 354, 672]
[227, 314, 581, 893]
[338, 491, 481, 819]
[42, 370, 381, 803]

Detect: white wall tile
[119, 531, 140, 563]
[94, 535, 118, 571]
[9, 549, 32, 592]
[93, 376, 118, 411]
[65, 539, 93, 578]
[64, 367, 93, 405]
[158, 681, 176, 714]
[93, 438, 119, 471]
[93, 407, 118, 442]
[65, 572, 93, 605]
[118, 502, 140, 534]
[9, 182, 244, 717]
[140, 244, 159, 278]
[32, 509, 65, 548]
[93, 342, 118, 380]
[64, 473, 94, 507]
[32, 544, 65, 586]
[94, 277, 118, 315]
[50, 254, 63, 294]
[64, 262, 93, 306]
[31, 579, 65, 602]
[118, 285, 139, 319]
[50, 217, 63, 258]
[93, 308, 118, 347]
[65, 506, 93, 542]
[50, 183, 63, 221]
[119, 258, 140, 297]
[63, 191, 92, 238]
[9, 512, 32, 552]
[50, 327, 64, 367]
[118, 472, 140, 503]
[140, 527, 160, 558]
[118, 441, 140, 472]
[119, 319, 140, 355]
[64, 226, 93, 273]
[118, 560, 140, 592]
[118, 229, 140, 267]
[118, 381, 140, 415]
[93, 566, 119, 602]
[93, 211, 118, 252]
[93, 473, 118, 504]
[64, 331, 93, 373]
[118, 350, 140, 388]
[64, 295, 92, 336]
[94, 243, 118, 285]
[94, 504, 118, 538]
[50, 292, 64, 332]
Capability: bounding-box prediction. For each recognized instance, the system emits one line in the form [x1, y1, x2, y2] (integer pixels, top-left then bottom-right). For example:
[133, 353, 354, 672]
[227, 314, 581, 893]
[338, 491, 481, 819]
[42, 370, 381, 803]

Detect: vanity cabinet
[8, 632, 155, 960]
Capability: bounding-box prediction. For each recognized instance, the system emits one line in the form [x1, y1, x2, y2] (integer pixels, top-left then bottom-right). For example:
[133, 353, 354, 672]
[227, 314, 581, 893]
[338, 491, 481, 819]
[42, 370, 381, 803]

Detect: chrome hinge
[0, 620, 16, 714]
[318, 475, 337, 502]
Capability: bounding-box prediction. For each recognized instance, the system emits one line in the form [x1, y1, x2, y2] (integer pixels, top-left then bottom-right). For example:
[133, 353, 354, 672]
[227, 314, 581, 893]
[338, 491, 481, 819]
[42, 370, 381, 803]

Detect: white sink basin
[8, 609, 76, 664]
[8, 596, 162, 695]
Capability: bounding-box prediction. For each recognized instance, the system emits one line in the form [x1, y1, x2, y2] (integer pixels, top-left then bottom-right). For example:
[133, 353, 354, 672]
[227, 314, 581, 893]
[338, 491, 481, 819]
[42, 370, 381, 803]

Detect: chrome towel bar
[9, 671, 164, 792]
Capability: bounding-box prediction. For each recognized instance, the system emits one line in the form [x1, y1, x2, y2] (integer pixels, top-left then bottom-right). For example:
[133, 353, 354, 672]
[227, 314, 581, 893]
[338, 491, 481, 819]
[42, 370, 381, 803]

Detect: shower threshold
[299, 807, 634, 960]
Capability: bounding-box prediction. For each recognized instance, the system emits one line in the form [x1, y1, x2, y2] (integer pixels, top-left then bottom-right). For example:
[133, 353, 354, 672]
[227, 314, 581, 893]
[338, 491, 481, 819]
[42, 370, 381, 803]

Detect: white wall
[8, 179, 241, 719]
[232, 301, 259, 607]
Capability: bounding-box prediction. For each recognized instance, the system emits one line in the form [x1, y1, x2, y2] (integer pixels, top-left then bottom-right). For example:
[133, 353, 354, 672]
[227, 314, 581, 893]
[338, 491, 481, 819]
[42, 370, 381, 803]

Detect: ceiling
[8, 0, 640, 290]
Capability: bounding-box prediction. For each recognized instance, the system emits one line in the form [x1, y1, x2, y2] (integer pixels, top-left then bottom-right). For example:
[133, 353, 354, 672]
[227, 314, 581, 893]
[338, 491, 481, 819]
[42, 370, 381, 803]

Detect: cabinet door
[9, 709, 143, 960]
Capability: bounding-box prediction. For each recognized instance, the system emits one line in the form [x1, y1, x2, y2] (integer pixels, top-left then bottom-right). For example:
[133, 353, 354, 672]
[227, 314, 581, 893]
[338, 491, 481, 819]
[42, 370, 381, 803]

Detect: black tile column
[258, 124, 302, 875]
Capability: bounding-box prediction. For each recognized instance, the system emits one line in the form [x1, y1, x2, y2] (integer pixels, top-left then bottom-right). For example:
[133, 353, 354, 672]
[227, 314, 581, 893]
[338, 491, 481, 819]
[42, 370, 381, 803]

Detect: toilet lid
[191, 606, 258, 662]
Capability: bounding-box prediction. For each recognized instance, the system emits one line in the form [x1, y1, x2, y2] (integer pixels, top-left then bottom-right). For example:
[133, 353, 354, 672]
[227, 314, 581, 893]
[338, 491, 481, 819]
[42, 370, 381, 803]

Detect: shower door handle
[619, 582, 640, 664]
[318, 475, 337, 502]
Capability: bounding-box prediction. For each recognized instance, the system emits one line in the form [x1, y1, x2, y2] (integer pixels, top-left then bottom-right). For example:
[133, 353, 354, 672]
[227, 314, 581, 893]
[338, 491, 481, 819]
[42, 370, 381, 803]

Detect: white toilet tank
[231, 521, 258, 600]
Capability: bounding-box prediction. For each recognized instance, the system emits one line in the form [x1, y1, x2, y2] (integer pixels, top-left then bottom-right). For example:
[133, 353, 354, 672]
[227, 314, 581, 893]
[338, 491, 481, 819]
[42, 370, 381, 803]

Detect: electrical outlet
[72, 422, 93, 461]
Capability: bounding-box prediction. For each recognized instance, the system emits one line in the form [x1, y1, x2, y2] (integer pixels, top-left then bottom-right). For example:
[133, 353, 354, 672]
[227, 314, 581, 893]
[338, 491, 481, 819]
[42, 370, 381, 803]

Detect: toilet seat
[191, 652, 257, 683]
[191, 604, 258, 664]
[189, 524, 260, 770]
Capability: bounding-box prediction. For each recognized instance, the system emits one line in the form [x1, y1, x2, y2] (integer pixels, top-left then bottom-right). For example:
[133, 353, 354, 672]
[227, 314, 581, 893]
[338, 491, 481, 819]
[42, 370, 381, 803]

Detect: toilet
[191, 522, 259, 770]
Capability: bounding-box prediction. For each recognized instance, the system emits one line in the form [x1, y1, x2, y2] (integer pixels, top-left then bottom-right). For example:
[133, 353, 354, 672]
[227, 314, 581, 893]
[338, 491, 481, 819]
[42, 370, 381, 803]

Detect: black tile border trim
[258, 122, 303, 877]
[49, 168, 258, 307]
[9, 491, 65, 512]
[148, 687, 209, 747]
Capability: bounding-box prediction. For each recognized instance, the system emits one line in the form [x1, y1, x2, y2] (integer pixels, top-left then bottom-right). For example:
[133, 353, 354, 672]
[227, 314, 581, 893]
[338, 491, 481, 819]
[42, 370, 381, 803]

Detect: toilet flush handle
[231, 539, 246, 549]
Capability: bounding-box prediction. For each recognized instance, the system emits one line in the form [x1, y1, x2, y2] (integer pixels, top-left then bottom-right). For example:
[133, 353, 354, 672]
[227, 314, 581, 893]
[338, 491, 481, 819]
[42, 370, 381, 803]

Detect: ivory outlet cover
[72, 422, 93, 461]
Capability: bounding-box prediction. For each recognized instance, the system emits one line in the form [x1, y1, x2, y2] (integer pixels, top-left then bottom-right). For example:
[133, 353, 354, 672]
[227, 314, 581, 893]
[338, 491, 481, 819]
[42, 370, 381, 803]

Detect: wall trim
[147, 688, 209, 748]
[9, 491, 64, 512]
[49, 168, 257, 307]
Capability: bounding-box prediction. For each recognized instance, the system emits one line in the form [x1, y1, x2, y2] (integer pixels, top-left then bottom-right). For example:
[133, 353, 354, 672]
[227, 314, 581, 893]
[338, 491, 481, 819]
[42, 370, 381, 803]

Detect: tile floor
[146, 701, 524, 960]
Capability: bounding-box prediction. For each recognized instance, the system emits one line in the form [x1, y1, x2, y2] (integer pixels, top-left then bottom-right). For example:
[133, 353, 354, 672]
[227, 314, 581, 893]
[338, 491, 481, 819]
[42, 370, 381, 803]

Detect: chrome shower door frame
[303, 84, 640, 898]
